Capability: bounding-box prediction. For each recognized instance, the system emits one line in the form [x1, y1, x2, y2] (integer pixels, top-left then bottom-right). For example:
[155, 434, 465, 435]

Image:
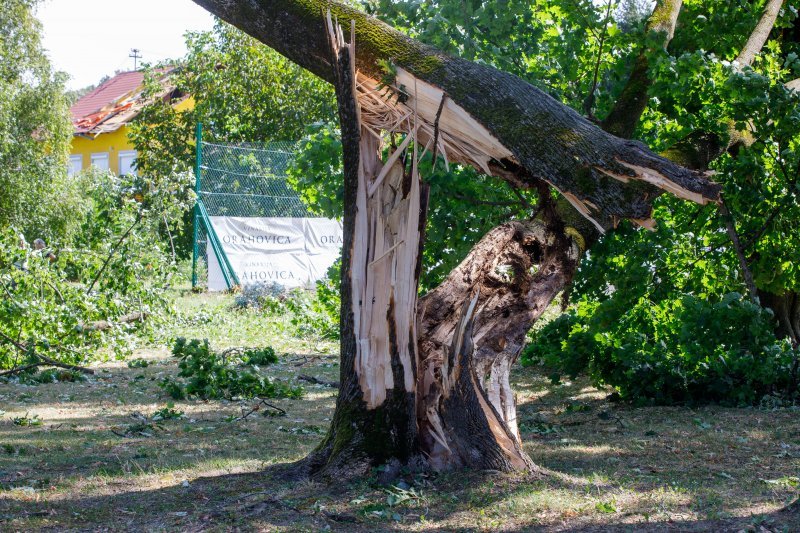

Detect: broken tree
[191, 0, 721, 475]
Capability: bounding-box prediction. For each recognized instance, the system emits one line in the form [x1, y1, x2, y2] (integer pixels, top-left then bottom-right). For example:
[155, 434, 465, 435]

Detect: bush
[233, 282, 286, 310]
[160, 338, 302, 400]
[522, 293, 799, 406]
[241, 346, 278, 366]
[232, 260, 341, 341]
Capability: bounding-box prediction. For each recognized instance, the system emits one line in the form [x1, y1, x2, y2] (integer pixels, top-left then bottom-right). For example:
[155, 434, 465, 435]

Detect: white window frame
[118, 150, 138, 176]
[90, 152, 110, 171]
[68, 155, 83, 176]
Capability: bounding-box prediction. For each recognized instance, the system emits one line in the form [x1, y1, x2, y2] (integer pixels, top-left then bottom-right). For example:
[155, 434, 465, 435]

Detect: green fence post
[191, 122, 203, 288]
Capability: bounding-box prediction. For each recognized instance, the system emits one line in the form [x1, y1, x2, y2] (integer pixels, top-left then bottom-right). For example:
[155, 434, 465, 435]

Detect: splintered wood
[356, 70, 513, 176]
[328, 17, 421, 409]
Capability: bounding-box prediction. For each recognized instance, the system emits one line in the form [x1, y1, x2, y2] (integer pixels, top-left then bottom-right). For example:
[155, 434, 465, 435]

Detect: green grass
[0, 290, 798, 531]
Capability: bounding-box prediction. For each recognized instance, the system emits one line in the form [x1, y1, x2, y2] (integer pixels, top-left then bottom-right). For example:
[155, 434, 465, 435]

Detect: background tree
[129, 21, 338, 256]
[0, 0, 87, 242]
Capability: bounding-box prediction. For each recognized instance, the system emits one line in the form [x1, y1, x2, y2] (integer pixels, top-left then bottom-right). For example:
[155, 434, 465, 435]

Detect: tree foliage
[160, 337, 302, 400]
[0, 0, 84, 242]
[361, 0, 800, 404]
[0, 171, 179, 370]
[130, 21, 336, 182]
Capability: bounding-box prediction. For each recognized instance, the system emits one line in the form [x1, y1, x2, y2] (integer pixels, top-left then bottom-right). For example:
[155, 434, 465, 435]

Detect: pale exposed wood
[329, 22, 423, 409]
[559, 190, 607, 234]
[354, 69, 514, 178]
[633, 218, 657, 231]
[613, 161, 712, 205]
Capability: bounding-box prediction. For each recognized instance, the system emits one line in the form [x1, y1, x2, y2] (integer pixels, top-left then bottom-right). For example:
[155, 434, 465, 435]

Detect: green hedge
[522, 293, 799, 406]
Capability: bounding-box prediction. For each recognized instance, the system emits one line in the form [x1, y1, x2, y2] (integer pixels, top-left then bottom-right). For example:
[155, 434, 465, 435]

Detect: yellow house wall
[70, 97, 195, 174]
[70, 127, 133, 175]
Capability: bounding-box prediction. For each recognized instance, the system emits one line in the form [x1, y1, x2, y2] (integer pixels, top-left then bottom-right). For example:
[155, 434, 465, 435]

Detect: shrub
[160, 338, 302, 400]
[232, 261, 341, 341]
[233, 282, 286, 310]
[241, 346, 278, 366]
[522, 293, 798, 406]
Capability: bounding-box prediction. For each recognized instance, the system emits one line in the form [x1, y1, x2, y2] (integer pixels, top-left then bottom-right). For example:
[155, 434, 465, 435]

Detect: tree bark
[417, 218, 581, 470]
[192, 0, 720, 231]
[736, 0, 785, 67]
[601, 0, 683, 139]
[306, 19, 423, 478]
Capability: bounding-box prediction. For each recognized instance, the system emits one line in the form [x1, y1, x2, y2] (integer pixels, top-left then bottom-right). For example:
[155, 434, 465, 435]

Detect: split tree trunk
[189, 0, 722, 477]
[306, 22, 424, 477]
[417, 218, 581, 470]
[306, 18, 586, 476]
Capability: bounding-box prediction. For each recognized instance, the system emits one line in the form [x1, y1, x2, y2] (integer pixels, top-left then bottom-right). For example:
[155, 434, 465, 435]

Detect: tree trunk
[306, 22, 424, 477]
[417, 218, 581, 470]
[305, 17, 586, 477]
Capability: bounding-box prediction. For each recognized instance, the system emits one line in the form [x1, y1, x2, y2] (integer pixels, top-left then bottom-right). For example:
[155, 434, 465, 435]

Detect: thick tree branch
[736, 0, 785, 67]
[192, 0, 720, 231]
[601, 0, 683, 139]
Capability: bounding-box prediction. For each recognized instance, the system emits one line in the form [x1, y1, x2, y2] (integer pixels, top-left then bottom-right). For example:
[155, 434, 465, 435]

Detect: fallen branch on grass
[0, 330, 94, 375]
[82, 311, 148, 332]
[231, 399, 287, 421]
[0, 362, 41, 378]
[297, 374, 339, 388]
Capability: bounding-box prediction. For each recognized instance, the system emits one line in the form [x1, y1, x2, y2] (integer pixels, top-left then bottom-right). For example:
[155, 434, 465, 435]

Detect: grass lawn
[0, 290, 798, 531]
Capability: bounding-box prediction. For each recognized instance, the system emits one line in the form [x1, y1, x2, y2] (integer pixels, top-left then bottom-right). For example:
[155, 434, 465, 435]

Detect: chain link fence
[192, 137, 309, 289]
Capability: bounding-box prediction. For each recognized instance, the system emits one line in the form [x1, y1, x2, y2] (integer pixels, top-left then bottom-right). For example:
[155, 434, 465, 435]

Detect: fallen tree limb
[83, 311, 148, 332]
[298, 374, 339, 388]
[0, 363, 41, 378]
[0, 330, 95, 375]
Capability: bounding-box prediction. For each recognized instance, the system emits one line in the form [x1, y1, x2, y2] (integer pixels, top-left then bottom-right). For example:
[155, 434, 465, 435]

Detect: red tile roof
[70, 71, 145, 123]
[70, 69, 177, 136]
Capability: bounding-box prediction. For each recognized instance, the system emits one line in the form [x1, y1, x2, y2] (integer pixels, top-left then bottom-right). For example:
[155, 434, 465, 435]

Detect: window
[68, 155, 83, 176]
[90, 152, 109, 171]
[118, 150, 137, 176]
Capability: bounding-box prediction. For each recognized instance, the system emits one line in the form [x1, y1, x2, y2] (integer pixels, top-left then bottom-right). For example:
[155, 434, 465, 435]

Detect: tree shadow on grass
[2, 460, 798, 532]
[2, 363, 798, 530]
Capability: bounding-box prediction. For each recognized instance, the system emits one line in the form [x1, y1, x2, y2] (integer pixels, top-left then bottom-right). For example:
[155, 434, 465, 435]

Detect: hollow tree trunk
[417, 218, 581, 470]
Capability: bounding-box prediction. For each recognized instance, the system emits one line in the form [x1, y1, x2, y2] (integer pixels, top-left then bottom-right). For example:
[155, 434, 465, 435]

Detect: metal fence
[191, 124, 307, 289]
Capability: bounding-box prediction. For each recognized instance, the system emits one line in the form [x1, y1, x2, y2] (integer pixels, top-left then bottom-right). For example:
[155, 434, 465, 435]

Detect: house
[69, 69, 191, 176]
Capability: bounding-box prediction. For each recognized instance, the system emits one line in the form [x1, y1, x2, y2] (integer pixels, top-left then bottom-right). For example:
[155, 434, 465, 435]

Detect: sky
[37, 0, 216, 90]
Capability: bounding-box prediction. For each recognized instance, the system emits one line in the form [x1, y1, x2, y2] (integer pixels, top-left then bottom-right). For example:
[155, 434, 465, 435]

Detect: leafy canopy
[0, 0, 82, 241]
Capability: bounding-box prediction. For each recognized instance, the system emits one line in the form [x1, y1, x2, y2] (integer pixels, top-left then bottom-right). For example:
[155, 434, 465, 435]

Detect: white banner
[206, 216, 343, 291]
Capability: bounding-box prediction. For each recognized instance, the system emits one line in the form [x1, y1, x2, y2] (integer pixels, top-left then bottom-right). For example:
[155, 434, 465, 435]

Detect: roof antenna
[129, 48, 142, 71]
